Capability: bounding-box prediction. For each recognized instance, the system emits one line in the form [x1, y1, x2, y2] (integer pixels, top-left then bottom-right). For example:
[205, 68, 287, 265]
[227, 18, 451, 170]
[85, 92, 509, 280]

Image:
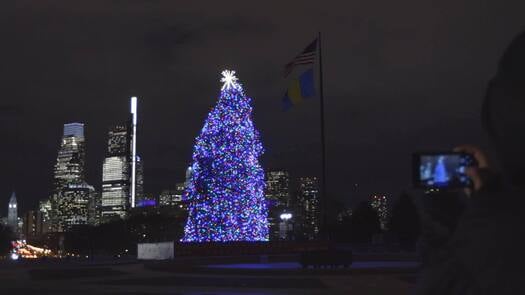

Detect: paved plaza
[0, 258, 418, 294]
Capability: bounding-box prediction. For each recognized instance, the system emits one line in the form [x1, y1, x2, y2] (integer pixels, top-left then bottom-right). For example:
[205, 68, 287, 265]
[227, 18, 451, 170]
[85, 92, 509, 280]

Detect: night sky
[1, 1, 525, 214]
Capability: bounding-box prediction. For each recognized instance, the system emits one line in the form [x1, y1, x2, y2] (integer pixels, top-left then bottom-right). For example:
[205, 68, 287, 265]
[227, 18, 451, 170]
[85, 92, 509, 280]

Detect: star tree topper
[220, 69, 240, 90]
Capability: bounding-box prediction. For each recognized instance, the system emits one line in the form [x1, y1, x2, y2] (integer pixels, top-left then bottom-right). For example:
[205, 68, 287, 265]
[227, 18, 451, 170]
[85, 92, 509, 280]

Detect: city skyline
[2, 105, 356, 216]
[0, 104, 397, 225]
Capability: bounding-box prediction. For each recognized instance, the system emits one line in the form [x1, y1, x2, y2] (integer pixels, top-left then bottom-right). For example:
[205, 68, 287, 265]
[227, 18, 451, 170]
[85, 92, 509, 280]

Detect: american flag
[284, 39, 318, 77]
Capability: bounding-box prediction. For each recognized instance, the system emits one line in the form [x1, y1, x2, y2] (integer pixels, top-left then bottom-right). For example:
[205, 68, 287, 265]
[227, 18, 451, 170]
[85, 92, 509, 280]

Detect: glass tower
[101, 121, 142, 221]
[53, 123, 85, 190]
[101, 125, 130, 221]
[101, 98, 141, 221]
[50, 123, 96, 232]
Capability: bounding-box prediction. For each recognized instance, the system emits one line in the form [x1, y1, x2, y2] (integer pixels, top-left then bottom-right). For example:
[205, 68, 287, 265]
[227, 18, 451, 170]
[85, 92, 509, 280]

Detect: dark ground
[0, 256, 418, 294]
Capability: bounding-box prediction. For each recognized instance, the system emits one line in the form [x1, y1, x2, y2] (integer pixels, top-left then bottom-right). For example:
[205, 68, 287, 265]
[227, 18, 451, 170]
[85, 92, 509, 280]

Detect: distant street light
[280, 212, 292, 221]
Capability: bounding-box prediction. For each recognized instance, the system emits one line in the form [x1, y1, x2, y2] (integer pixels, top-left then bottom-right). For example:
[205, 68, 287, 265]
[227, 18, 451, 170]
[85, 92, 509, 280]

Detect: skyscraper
[101, 149, 130, 221]
[158, 182, 186, 208]
[63, 123, 84, 138]
[87, 191, 101, 226]
[135, 156, 144, 205]
[134, 157, 154, 207]
[54, 183, 95, 231]
[22, 210, 44, 239]
[370, 194, 389, 230]
[101, 98, 141, 221]
[185, 166, 193, 188]
[266, 171, 291, 207]
[53, 123, 85, 190]
[130, 97, 138, 208]
[7, 191, 18, 232]
[50, 123, 97, 232]
[265, 170, 291, 240]
[297, 177, 320, 240]
[39, 199, 52, 233]
[107, 124, 129, 155]
[101, 124, 130, 219]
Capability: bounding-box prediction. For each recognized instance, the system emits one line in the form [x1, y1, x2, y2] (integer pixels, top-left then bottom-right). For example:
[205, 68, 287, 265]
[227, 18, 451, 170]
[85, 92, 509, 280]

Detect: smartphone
[412, 152, 476, 189]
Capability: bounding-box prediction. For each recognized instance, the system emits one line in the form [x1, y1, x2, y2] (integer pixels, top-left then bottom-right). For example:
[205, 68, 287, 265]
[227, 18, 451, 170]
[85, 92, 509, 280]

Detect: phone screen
[413, 153, 475, 189]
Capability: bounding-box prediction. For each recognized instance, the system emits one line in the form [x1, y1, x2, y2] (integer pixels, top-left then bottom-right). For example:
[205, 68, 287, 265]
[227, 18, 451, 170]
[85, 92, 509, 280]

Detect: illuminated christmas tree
[181, 70, 269, 242]
[433, 156, 449, 185]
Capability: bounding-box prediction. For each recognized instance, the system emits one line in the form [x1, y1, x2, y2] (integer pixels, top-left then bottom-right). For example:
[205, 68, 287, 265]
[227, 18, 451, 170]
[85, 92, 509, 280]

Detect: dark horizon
[2, 1, 525, 214]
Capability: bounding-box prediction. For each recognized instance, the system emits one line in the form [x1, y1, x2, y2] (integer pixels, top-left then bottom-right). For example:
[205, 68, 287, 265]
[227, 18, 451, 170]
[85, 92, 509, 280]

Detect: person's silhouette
[415, 32, 525, 294]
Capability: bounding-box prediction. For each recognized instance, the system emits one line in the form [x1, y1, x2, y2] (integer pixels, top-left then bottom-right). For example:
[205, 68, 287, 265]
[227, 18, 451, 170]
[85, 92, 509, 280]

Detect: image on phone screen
[414, 153, 474, 189]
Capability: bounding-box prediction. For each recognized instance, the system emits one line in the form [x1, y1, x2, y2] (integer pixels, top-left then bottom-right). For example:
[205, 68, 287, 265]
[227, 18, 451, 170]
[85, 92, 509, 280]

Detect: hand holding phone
[453, 145, 490, 191]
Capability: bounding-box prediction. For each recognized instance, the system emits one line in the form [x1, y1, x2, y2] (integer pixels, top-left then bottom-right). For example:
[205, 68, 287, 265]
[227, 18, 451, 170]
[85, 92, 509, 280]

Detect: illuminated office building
[107, 124, 129, 155]
[297, 176, 320, 240]
[265, 170, 291, 240]
[134, 157, 152, 208]
[50, 123, 97, 232]
[53, 123, 85, 190]
[266, 171, 291, 207]
[158, 182, 186, 208]
[135, 156, 144, 206]
[23, 210, 44, 239]
[88, 191, 101, 226]
[370, 194, 389, 230]
[39, 199, 52, 233]
[101, 97, 141, 221]
[101, 154, 129, 221]
[101, 124, 131, 218]
[54, 183, 95, 232]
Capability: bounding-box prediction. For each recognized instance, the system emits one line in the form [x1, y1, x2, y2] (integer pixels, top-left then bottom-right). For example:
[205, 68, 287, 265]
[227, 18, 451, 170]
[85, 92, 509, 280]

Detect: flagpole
[318, 32, 328, 240]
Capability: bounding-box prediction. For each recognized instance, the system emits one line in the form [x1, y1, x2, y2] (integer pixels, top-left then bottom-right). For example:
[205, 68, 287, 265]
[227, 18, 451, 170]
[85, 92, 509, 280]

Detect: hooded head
[483, 32, 525, 188]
